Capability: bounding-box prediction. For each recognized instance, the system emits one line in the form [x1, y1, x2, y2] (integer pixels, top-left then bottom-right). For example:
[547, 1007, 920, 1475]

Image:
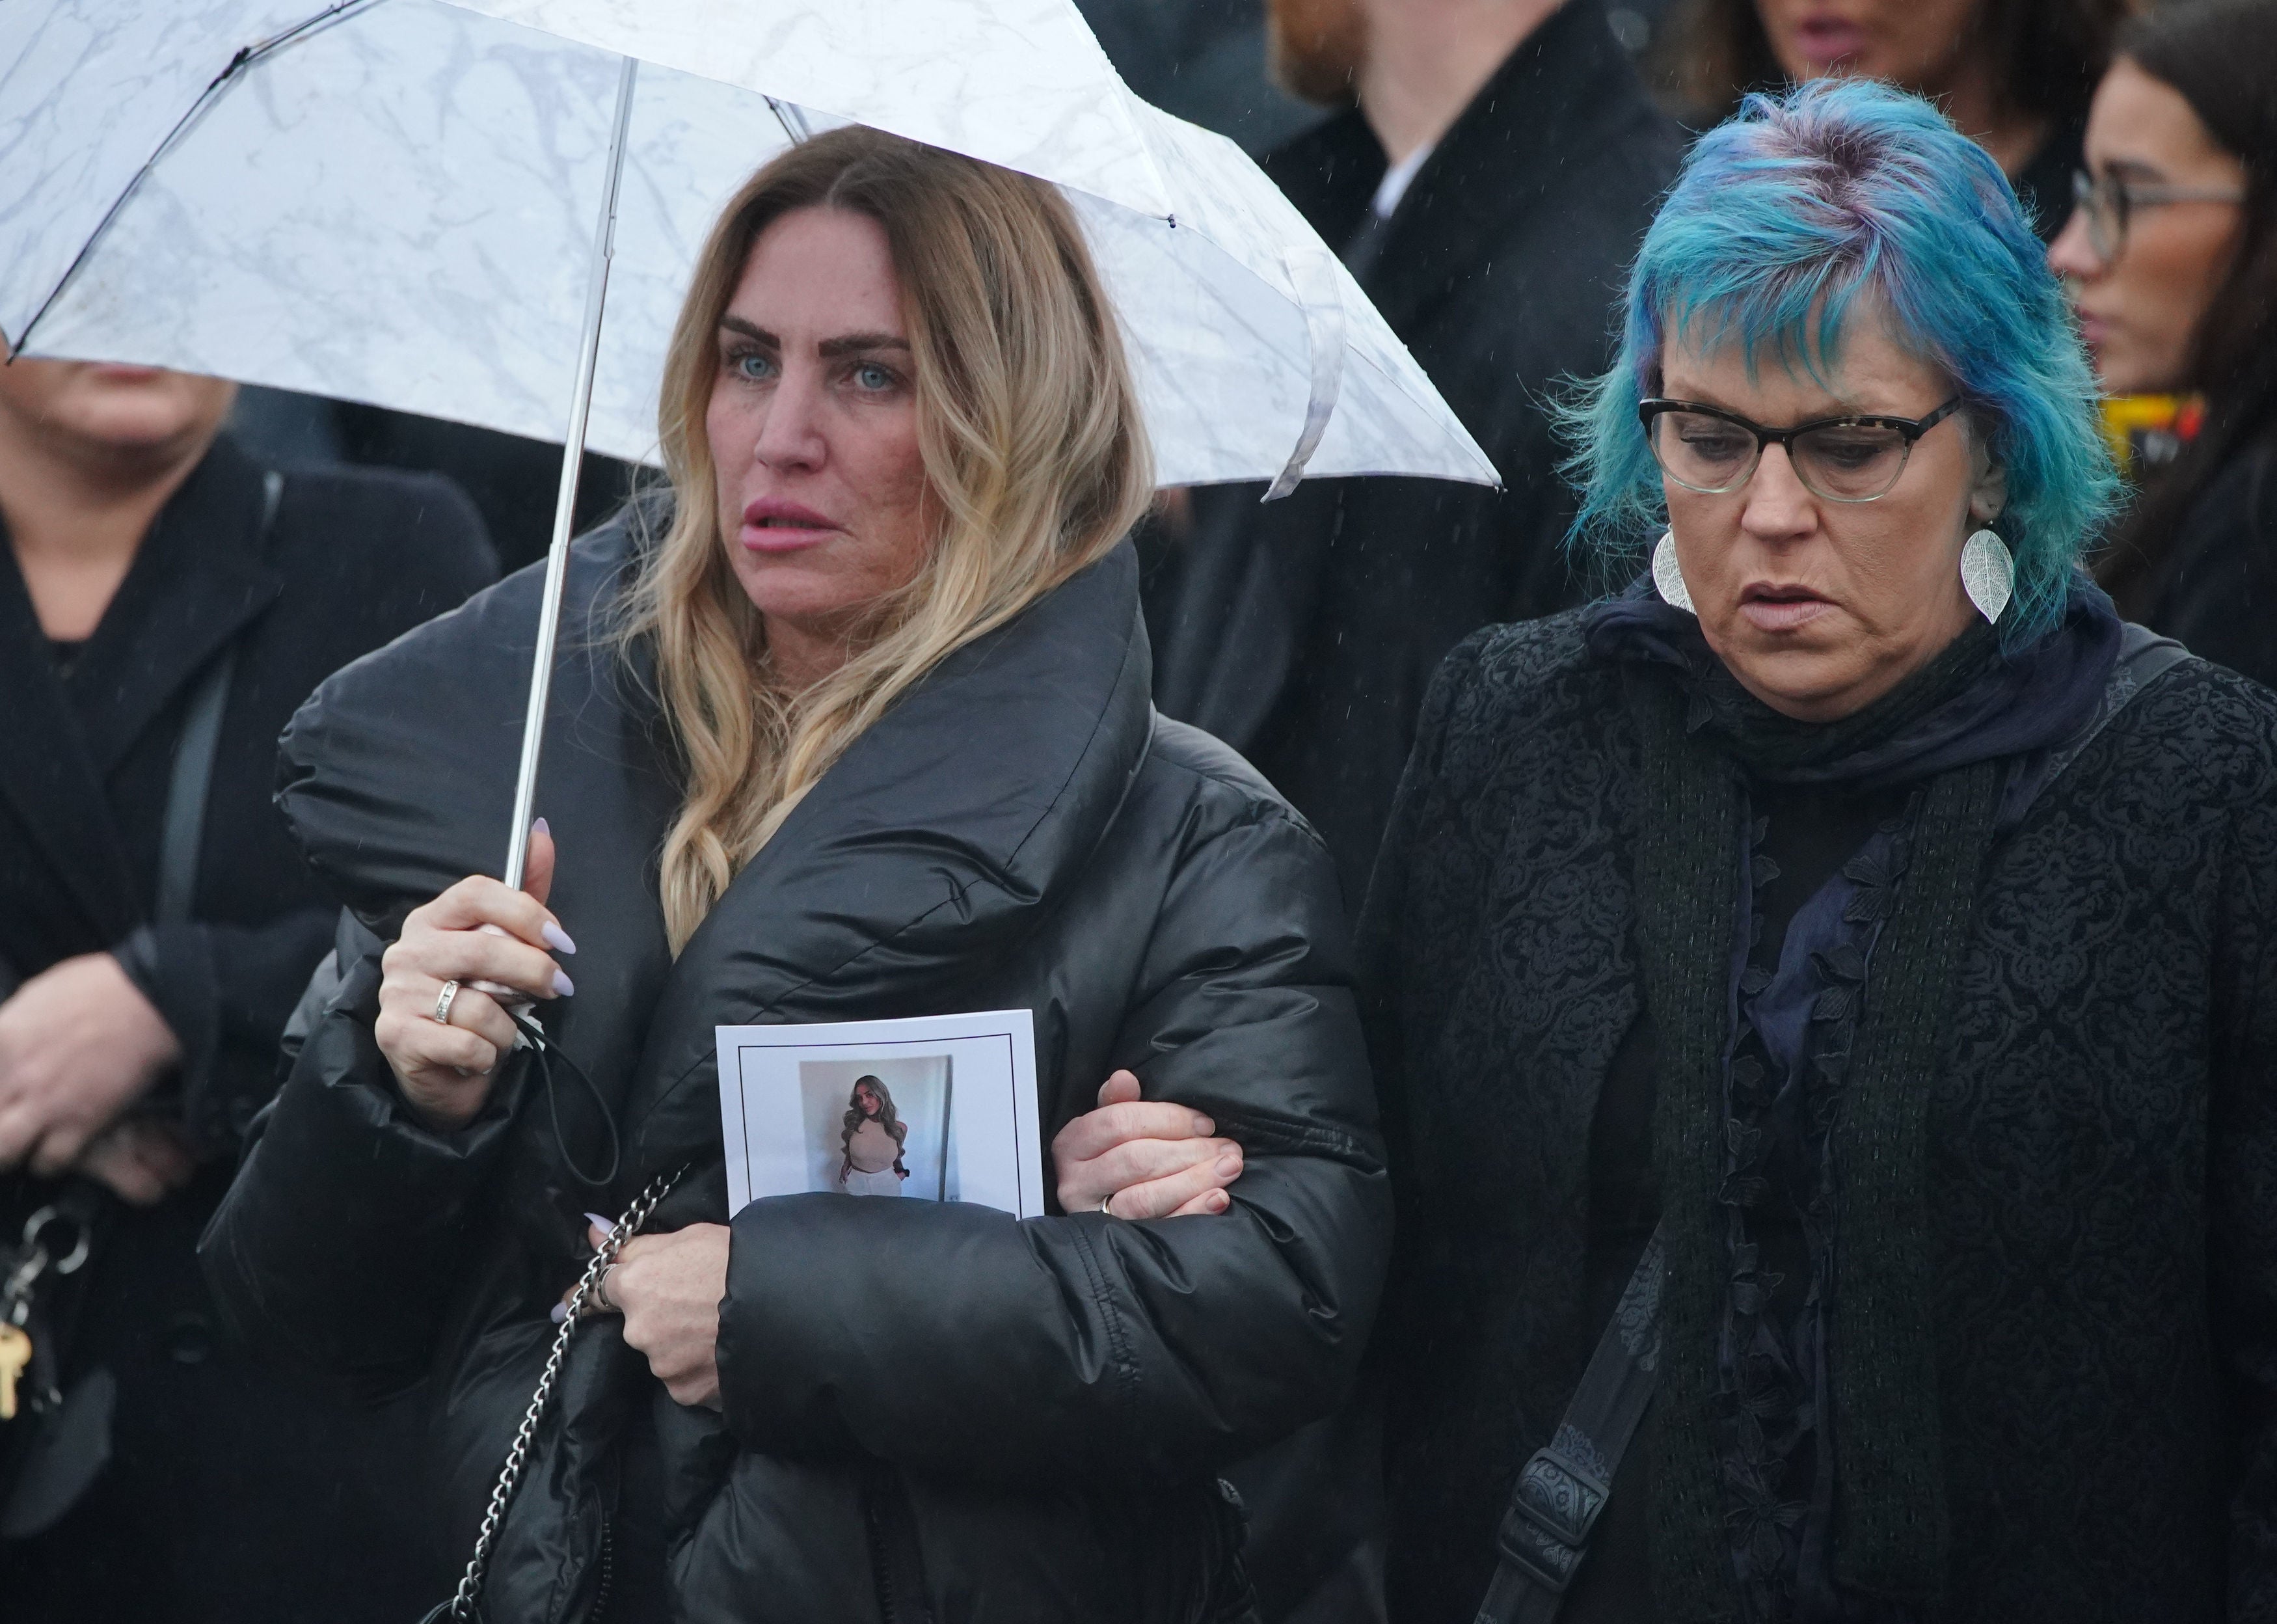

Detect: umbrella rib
[11, 0, 386, 355]
[765, 98, 813, 145]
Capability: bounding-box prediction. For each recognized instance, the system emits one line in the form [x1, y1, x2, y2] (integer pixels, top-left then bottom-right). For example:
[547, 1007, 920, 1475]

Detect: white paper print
[714, 1009, 1044, 1220]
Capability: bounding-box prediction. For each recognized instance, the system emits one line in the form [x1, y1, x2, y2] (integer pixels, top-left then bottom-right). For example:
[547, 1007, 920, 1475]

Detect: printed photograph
[798, 1056, 954, 1202]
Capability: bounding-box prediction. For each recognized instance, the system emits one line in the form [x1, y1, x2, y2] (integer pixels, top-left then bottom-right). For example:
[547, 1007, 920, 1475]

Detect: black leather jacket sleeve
[713, 800, 1390, 1489]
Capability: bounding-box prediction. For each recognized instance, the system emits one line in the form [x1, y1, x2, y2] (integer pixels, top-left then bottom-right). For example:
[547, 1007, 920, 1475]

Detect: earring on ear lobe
[1652, 531, 1695, 614]
[1960, 529, 2014, 623]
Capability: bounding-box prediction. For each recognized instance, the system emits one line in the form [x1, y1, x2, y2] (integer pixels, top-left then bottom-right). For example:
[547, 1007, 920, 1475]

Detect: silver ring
[592, 1264, 618, 1313]
[1099, 1191, 1120, 1219]
[433, 979, 461, 1026]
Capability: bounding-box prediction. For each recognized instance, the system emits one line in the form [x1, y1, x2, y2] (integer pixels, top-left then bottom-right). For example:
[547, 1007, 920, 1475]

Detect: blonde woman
[202, 128, 1388, 1621]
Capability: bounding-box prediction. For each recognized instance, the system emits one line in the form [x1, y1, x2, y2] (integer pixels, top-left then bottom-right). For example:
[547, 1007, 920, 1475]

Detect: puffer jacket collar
[278, 517, 1156, 1180]
[623, 541, 1155, 1172]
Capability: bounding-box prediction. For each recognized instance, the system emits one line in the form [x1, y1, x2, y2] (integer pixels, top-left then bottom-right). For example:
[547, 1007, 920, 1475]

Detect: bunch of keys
[1, 1205, 91, 1423]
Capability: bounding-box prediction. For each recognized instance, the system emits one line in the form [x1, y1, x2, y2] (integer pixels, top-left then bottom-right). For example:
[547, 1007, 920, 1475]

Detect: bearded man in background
[1144, 0, 1684, 917]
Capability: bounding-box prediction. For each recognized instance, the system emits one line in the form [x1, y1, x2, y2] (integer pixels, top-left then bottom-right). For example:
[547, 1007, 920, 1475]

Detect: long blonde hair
[623, 128, 1153, 953]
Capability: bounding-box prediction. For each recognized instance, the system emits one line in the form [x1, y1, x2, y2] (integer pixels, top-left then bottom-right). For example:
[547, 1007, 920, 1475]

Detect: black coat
[0, 433, 496, 1620]
[1142, 0, 1684, 908]
[200, 528, 1391, 1622]
[2135, 440, 2277, 693]
[1358, 609, 2277, 1621]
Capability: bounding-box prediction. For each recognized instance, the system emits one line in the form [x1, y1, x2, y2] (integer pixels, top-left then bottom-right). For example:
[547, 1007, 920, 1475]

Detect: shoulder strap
[1475, 1227, 1664, 1624]
[154, 470, 282, 926]
[2045, 623, 2190, 781]
[2004, 621, 2194, 833]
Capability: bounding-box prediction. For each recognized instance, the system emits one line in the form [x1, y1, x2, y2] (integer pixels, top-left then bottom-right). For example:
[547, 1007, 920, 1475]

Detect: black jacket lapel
[0, 547, 137, 942]
[63, 437, 283, 776]
[1363, 0, 1652, 337]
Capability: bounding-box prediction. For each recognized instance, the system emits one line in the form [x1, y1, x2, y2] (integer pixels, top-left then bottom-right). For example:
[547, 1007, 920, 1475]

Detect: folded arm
[711, 804, 1391, 1487]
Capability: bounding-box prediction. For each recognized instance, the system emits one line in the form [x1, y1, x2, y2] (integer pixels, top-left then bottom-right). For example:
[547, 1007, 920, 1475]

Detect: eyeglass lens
[2072, 171, 2123, 261]
[1649, 411, 1914, 501]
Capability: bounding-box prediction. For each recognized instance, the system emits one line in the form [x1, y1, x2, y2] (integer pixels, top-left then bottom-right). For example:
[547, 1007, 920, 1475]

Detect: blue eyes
[725, 351, 899, 393]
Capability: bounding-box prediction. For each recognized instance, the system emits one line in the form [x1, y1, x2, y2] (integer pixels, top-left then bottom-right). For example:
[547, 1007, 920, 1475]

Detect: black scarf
[1585, 577, 2122, 1620]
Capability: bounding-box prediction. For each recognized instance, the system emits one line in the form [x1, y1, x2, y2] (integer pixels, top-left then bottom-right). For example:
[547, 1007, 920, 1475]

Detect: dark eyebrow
[2103, 157, 2170, 183]
[717, 318, 909, 359]
[818, 332, 912, 359]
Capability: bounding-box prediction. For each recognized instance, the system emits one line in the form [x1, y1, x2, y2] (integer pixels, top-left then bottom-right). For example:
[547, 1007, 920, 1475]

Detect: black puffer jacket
[200, 528, 1388, 1622]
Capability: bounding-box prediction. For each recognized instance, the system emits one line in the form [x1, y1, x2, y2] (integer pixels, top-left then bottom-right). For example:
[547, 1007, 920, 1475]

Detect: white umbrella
[0, 0, 1497, 882]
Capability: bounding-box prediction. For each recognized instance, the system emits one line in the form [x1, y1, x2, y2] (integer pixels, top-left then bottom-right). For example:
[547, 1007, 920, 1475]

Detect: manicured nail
[1216, 1152, 1243, 1178]
[552, 968, 576, 997]
[1191, 1115, 1215, 1136]
[584, 1212, 616, 1238]
[543, 921, 577, 954]
[533, 817, 550, 837]
[550, 1301, 570, 1324]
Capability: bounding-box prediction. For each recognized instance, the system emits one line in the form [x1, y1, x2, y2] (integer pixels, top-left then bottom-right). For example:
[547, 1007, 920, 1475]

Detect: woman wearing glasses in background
[1360, 77, 2277, 1623]
[2049, 0, 2276, 689]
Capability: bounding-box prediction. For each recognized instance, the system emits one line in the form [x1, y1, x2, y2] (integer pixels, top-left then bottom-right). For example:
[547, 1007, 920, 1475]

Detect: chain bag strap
[421, 1165, 686, 1624]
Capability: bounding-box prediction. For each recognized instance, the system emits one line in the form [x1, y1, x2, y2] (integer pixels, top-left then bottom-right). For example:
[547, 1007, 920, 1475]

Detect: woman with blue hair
[1357, 77, 2277, 1621]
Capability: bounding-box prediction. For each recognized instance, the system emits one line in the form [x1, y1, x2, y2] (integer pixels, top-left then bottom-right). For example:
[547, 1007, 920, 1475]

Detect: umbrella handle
[502, 53, 640, 893]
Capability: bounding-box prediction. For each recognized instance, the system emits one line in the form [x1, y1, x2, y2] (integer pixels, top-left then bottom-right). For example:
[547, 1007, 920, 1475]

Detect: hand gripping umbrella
[0, 0, 1497, 889]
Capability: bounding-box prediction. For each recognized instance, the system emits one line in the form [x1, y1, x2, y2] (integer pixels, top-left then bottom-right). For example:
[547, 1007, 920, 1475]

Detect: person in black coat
[1361, 83, 2277, 1621]
[0, 353, 496, 1619]
[1142, 0, 1686, 910]
[2051, 0, 2277, 690]
[202, 128, 1388, 1621]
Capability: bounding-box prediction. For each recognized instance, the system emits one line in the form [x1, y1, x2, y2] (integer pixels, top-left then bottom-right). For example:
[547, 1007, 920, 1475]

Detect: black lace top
[1721, 782, 1911, 1621]
[1578, 779, 1906, 1623]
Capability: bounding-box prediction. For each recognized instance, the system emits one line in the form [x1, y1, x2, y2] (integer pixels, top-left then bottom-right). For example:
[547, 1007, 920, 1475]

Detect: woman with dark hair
[2050, 0, 2277, 688]
[837, 1076, 909, 1193]
[1656, 0, 2127, 238]
[1365, 78, 2277, 1622]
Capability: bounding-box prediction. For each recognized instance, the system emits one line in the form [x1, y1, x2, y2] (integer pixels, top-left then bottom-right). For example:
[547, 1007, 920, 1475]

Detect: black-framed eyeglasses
[2071, 169, 2247, 264]
[1637, 396, 1963, 503]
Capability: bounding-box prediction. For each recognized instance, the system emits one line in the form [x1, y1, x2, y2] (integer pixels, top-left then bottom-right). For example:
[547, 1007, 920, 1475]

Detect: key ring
[20, 1204, 90, 1276]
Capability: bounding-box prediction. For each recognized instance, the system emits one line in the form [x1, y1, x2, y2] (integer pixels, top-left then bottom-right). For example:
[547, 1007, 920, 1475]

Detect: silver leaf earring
[1652, 531, 1695, 614]
[1960, 529, 2014, 623]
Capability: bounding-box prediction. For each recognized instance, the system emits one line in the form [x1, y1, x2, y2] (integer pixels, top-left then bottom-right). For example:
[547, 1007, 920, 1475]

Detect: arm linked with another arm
[713, 801, 1393, 1489]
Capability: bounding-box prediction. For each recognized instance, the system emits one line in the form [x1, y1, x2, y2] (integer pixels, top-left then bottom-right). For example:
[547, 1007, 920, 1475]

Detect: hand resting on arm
[584, 1072, 1248, 1409]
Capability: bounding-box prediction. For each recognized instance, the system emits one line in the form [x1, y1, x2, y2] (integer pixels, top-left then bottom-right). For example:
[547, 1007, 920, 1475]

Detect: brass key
[0, 1322, 30, 1420]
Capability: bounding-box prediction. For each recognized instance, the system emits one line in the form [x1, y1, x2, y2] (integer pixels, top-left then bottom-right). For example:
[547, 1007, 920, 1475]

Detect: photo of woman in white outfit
[837, 1076, 909, 1196]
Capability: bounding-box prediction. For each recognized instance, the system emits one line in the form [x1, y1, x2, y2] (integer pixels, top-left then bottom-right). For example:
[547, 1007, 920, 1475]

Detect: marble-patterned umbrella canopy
[0, 0, 1496, 491]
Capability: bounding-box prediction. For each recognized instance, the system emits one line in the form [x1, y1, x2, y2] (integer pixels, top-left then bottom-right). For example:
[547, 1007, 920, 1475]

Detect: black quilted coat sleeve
[712, 756, 1390, 1490]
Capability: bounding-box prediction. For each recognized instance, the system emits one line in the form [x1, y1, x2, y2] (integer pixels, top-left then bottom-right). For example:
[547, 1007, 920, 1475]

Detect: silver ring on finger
[1099, 1190, 1122, 1219]
[432, 979, 462, 1026]
[593, 1264, 619, 1313]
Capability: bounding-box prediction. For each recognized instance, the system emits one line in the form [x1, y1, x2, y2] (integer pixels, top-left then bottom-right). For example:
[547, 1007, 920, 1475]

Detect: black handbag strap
[1472, 621, 2198, 1624]
[153, 470, 280, 926]
[1475, 1227, 1663, 1624]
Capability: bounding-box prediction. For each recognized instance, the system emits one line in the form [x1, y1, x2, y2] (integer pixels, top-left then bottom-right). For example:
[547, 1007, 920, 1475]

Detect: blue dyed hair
[1563, 78, 2118, 644]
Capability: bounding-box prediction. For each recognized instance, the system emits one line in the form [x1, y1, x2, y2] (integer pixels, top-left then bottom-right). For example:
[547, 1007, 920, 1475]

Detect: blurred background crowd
[3, 0, 2272, 1618]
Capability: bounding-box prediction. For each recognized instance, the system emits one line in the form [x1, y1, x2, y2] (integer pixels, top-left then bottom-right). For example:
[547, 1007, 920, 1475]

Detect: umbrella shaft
[504, 55, 640, 893]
